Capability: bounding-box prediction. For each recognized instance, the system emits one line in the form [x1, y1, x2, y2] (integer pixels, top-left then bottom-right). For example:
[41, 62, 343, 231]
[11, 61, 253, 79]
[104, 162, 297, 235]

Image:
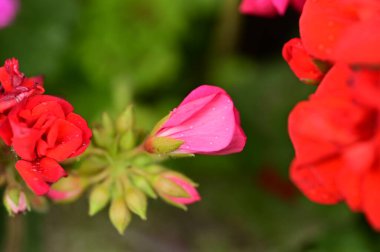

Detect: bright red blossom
[1, 94, 92, 195]
[300, 0, 380, 65]
[289, 64, 380, 229]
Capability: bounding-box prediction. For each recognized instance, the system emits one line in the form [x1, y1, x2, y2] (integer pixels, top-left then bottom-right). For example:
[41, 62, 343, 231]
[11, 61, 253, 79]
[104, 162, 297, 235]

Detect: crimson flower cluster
[283, 0, 380, 230]
[0, 59, 91, 195]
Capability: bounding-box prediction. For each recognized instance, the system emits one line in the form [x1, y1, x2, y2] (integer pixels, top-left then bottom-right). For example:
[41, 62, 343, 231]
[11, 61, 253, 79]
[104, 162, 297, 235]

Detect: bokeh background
[0, 0, 378, 251]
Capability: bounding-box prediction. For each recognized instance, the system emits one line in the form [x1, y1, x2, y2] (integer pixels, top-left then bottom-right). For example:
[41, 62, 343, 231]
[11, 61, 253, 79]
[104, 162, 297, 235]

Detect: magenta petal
[0, 0, 18, 29]
[209, 108, 246, 155]
[240, 0, 279, 17]
[178, 85, 227, 106]
[271, 0, 290, 15]
[163, 93, 236, 154]
[161, 94, 217, 129]
[165, 175, 201, 205]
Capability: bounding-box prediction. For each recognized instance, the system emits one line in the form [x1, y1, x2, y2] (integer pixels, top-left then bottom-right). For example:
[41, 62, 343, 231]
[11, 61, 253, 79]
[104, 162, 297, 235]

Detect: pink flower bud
[160, 174, 201, 205]
[4, 189, 28, 215]
[46, 176, 85, 203]
[145, 85, 246, 155]
[0, 0, 19, 29]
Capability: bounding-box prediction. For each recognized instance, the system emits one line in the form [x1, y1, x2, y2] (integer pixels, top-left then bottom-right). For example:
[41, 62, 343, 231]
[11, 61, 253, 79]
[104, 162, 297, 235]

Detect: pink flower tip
[164, 175, 201, 205]
[0, 0, 19, 29]
[4, 191, 28, 215]
[145, 85, 247, 156]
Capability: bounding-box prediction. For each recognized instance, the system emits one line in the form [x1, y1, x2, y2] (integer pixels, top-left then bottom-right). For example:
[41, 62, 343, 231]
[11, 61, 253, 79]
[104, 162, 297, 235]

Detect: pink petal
[210, 108, 246, 155]
[161, 92, 236, 154]
[240, 0, 279, 17]
[165, 175, 201, 205]
[271, 0, 290, 15]
[0, 0, 19, 29]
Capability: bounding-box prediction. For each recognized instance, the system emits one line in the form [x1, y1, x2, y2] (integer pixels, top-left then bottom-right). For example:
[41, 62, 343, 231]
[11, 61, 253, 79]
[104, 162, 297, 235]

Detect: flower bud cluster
[68, 84, 246, 234]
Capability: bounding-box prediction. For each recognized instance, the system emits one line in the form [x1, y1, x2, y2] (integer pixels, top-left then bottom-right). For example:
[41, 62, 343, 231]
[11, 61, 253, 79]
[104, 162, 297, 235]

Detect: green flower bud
[102, 112, 115, 137]
[153, 176, 189, 198]
[109, 196, 131, 235]
[3, 187, 29, 216]
[116, 105, 134, 134]
[130, 175, 157, 199]
[119, 129, 135, 151]
[29, 195, 49, 213]
[125, 187, 147, 220]
[48, 176, 87, 203]
[76, 156, 108, 176]
[89, 182, 111, 216]
[93, 129, 113, 149]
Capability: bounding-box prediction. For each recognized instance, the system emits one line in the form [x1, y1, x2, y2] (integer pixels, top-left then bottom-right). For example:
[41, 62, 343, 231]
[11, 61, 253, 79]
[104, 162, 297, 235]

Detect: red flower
[0, 58, 44, 145]
[6, 95, 92, 195]
[0, 58, 44, 113]
[288, 64, 380, 230]
[300, 0, 380, 65]
[282, 38, 329, 85]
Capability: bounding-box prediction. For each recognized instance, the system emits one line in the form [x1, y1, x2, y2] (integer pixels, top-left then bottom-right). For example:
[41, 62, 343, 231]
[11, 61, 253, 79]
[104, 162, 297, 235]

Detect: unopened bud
[29, 195, 49, 213]
[102, 112, 115, 137]
[109, 196, 131, 235]
[4, 188, 29, 216]
[47, 176, 86, 203]
[119, 129, 135, 151]
[76, 156, 107, 176]
[93, 128, 113, 149]
[116, 105, 134, 134]
[130, 175, 157, 199]
[157, 173, 201, 207]
[89, 182, 111, 216]
[154, 176, 189, 198]
[125, 187, 147, 220]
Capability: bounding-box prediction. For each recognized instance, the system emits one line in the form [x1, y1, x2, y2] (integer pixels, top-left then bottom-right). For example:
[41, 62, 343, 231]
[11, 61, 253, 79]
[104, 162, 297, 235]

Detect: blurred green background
[0, 0, 379, 251]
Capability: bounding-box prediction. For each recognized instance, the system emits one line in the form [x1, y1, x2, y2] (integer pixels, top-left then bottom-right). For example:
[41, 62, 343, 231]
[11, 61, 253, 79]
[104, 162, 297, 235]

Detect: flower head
[300, 0, 380, 65]
[288, 64, 380, 230]
[144, 85, 246, 155]
[5, 95, 92, 195]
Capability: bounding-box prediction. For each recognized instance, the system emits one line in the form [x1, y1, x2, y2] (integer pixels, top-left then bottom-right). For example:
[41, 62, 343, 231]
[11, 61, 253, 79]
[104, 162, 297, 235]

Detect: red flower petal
[282, 38, 326, 85]
[45, 119, 83, 161]
[38, 157, 66, 183]
[15, 160, 50, 196]
[290, 158, 342, 204]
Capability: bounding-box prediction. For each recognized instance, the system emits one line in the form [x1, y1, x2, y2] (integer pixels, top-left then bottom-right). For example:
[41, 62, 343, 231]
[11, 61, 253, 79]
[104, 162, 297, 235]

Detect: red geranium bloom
[288, 64, 380, 230]
[4, 95, 92, 195]
[0, 59, 44, 145]
[300, 0, 380, 65]
[0, 58, 44, 113]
